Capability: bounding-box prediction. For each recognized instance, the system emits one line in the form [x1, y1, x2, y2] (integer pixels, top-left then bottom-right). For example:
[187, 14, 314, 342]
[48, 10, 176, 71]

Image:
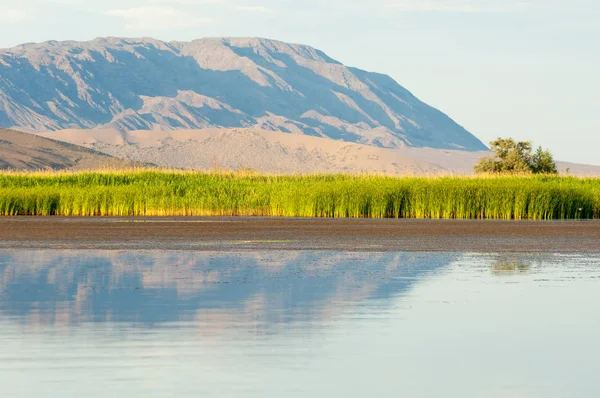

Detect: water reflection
[1, 251, 599, 398]
[490, 255, 536, 275]
[0, 251, 456, 330]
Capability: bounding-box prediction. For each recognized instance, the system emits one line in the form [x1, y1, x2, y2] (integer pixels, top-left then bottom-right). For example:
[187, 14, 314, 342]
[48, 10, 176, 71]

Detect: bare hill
[42, 128, 447, 174]
[0, 128, 138, 170]
[42, 128, 600, 176]
[0, 37, 486, 151]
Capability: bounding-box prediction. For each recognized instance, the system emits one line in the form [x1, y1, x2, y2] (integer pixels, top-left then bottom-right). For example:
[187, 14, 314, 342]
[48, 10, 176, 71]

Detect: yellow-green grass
[0, 169, 599, 219]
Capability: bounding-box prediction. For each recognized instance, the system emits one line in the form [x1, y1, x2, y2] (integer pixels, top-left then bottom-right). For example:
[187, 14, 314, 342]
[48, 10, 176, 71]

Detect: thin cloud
[105, 6, 213, 30]
[236, 5, 276, 13]
[0, 8, 34, 23]
[387, 0, 532, 13]
[148, 0, 226, 4]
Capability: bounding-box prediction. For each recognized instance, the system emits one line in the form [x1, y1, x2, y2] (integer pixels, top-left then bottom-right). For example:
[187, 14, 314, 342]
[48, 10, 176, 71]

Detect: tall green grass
[0, 170, 599, 219]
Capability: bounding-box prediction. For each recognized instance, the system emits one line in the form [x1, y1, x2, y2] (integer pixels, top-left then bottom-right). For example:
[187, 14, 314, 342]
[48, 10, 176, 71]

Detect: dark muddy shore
[1, 217, 599, 253]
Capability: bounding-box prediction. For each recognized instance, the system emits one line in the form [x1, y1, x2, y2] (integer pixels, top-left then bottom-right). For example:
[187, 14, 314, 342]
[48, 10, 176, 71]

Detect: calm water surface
[0, 250, 599, 397]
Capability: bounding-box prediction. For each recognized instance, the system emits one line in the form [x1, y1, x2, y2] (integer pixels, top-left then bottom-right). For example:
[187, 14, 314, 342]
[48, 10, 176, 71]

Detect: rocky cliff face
[0, 37, 487, 151]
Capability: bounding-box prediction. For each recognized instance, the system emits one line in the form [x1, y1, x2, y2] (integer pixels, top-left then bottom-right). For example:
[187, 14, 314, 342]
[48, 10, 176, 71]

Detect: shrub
[475, 138, 557, 174]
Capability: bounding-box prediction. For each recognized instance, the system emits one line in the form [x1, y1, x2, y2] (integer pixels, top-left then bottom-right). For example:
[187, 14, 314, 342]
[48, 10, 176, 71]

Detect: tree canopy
[474, 138, 557, 174]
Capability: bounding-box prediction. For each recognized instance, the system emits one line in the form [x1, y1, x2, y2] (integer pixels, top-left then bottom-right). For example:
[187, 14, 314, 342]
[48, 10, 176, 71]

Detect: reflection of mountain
[0, 251, 456, 330]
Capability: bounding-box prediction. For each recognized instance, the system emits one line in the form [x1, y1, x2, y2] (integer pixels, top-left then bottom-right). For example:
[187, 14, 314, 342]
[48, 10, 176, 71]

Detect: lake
[1, 250, 599, 397]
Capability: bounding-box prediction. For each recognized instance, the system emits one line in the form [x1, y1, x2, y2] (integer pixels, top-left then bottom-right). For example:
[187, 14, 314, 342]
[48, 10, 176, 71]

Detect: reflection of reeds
[1, 169, 599, 219]
[489, 254, 552, 275]
[491, 257, 533, 275]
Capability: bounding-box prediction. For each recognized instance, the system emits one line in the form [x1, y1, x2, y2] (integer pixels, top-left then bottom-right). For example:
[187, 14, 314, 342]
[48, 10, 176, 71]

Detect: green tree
[474, 138, 557, 174]
[531, 146, 558, 174]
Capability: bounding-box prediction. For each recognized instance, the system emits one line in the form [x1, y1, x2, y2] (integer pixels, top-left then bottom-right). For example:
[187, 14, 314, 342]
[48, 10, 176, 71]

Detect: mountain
[0, 128, 140, 170]
[0, 37, 486, 151]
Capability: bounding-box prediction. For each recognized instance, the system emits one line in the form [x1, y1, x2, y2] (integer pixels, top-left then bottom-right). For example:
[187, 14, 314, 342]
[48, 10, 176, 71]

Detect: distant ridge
[0, 37, 486, 151]
[0, 128, 140, 170]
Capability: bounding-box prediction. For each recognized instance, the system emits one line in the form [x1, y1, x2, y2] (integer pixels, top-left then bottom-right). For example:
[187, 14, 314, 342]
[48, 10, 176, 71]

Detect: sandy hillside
[41, 128, 452, 175]
[0, 128, 141, 171]
[40, 128, 600, 176]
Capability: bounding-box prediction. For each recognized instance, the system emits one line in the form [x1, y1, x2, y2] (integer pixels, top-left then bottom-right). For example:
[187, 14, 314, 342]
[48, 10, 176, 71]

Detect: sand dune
[41, 128, 453, 175]
[39, 128, 600, 176]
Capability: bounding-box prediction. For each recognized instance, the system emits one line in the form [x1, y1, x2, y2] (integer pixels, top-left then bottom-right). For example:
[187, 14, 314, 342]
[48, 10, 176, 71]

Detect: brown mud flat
[1, 218, 599, 253]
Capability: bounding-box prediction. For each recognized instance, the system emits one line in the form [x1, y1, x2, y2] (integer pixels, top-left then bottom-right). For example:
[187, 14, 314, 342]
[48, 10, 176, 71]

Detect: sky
[0, 0, 598, 164]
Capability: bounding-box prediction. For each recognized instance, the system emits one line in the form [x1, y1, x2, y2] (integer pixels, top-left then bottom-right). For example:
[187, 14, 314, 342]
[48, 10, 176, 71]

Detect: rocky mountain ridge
[0, 37, 486, 151]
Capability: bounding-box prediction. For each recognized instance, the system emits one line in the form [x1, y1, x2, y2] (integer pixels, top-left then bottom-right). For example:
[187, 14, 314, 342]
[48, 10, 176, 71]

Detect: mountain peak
[0, 37, 486, 151]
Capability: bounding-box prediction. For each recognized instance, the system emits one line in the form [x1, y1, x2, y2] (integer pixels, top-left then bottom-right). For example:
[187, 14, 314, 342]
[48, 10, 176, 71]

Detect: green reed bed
[0, 170, 599, 219]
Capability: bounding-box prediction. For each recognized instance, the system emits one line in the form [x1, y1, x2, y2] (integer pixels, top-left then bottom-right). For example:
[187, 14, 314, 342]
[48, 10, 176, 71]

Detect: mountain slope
[0, 37, 486, 151]
[41, 128, 448, 175]
[0, 128, 138, 170]
[42, 128, 600, 176]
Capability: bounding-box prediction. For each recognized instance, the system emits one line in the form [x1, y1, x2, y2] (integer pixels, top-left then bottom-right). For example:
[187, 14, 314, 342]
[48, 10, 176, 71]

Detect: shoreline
[1, 217, 599, 253]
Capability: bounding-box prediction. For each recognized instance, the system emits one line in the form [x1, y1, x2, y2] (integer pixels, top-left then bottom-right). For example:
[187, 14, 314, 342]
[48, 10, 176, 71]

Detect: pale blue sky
[1, 0, 598, 164]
